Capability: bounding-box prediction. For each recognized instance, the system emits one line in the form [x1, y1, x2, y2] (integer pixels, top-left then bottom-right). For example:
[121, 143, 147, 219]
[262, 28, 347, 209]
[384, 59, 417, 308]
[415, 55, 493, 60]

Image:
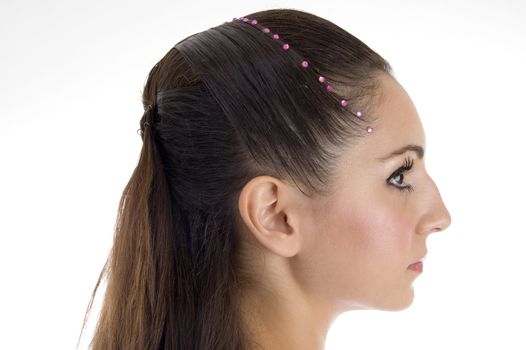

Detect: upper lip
[410, 252, 427, 265]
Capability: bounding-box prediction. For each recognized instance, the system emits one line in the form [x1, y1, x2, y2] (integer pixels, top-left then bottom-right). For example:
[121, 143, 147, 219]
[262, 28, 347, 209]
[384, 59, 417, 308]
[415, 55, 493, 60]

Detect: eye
[387, 157, 414, 192]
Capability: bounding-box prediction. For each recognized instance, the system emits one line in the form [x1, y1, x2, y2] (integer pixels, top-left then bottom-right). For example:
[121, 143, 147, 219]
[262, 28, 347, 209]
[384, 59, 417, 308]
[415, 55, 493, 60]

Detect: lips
[407, 254, 426, 272]
[408, 261, 423, 272]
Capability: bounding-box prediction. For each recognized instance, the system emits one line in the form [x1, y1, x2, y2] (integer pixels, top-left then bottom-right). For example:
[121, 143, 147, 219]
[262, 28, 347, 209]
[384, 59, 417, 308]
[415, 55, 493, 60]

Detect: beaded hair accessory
[232, 16, 374, 134]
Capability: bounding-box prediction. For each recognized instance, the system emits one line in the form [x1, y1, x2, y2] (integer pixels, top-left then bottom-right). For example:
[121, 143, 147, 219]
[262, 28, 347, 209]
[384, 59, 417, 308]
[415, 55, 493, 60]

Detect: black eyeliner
[386, 156, 414, 192]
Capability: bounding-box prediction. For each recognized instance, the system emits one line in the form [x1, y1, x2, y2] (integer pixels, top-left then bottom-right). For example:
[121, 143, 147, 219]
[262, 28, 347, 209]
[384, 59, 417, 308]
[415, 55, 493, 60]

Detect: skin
[237, 73, 452, 350]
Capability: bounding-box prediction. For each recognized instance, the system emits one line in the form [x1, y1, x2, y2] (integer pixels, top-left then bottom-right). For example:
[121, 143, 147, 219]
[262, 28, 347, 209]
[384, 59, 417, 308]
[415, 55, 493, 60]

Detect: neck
[238, 275, 338, 350]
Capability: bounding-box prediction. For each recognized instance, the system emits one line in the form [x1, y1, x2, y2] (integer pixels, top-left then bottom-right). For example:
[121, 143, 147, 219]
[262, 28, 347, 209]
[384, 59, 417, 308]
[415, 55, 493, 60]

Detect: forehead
[348, 73, 426, 161]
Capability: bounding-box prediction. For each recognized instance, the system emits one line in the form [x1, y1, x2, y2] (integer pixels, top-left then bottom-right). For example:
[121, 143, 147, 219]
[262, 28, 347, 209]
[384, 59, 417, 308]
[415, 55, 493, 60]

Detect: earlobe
[237, 176, 300, 258]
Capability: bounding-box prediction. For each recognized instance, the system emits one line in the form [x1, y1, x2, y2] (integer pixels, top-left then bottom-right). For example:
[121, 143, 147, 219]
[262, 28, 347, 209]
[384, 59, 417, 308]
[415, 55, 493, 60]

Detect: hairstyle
[78, 8, 392, 350]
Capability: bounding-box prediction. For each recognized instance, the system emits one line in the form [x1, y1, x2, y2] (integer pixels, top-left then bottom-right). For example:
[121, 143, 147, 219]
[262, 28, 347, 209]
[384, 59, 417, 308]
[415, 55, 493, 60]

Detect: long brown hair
[78, 8, 392, 350]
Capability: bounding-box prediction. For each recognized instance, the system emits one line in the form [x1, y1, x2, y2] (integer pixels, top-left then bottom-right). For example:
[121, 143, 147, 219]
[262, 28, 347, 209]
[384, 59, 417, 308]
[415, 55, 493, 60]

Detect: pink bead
[326, 85, 334, 92]
[340, 99, 348, 107]
[283, 43, 289, 50]
[251, 19, 258, 25]
[263, 28, 270, 33]
[318, 76, 325, 83]
[356, 111, 362, 117]
[272, 34, 279, 40]
[366, 127, 373, 133]
[243, 17, 249, 22]
[301, 60, 308, 68]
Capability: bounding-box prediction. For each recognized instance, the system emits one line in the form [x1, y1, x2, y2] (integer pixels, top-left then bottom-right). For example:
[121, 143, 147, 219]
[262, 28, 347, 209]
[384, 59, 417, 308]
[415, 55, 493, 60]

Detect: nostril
[431, 227, 444, 234]
[424, 227, 441, 236]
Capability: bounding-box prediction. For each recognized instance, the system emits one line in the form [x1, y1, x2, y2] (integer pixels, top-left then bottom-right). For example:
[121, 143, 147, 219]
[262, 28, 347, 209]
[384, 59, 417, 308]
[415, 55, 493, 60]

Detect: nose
[416, 178, 452, 236]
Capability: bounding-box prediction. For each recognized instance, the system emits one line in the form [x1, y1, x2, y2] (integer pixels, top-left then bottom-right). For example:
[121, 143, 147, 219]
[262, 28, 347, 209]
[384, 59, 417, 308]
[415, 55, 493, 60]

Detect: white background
[1, 0, 525, 349]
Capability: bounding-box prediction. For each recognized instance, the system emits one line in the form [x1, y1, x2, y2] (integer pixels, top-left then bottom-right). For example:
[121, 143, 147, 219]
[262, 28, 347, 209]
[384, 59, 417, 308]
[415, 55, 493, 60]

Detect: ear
[237, 176, 301, 258]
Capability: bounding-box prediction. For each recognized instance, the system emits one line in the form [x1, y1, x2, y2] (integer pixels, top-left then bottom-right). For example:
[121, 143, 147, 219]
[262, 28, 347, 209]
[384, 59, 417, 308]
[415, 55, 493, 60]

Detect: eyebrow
[378, 144, 425, 161]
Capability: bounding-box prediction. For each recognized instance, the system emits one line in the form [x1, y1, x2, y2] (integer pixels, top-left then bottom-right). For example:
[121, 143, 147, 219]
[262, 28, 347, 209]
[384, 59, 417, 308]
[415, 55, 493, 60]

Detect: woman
[79, 8, 451, 350]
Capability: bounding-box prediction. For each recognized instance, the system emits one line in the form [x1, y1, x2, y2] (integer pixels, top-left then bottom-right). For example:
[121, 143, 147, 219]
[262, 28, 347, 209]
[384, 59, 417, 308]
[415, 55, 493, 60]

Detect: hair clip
[232, 16, 374, 134]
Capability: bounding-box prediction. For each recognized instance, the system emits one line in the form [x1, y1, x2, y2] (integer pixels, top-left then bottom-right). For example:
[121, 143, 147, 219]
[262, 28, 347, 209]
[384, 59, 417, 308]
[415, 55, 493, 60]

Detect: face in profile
[289, 73, 452, 312]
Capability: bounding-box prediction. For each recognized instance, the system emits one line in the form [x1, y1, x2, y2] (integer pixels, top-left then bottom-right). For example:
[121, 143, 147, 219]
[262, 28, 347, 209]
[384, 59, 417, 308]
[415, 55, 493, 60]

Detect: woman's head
[81, 8, 450, 350]
[238, 72, 451, 314]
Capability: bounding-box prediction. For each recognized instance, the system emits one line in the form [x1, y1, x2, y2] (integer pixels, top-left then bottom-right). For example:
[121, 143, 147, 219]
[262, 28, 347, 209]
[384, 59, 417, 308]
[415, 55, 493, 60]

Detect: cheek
[353, 202, 411, 257]
[307, 195, 415, 304]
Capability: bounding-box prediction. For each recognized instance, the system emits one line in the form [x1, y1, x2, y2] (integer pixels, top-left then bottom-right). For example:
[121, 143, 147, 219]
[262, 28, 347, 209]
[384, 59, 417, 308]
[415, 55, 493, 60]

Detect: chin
[340, 286, 416, 311]
[375, 286, 416, 312]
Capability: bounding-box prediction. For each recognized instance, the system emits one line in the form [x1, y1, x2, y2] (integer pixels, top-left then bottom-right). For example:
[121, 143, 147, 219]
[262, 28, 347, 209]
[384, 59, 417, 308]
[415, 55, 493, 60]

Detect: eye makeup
[386, 156, 414, 192]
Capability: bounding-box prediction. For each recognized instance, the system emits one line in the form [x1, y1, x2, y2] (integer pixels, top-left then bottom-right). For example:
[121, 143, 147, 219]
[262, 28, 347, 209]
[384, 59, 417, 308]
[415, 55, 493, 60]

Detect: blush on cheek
[306, 197, 415, 309]
[343, 203, 413, 271]
[338, 205, 415, 308]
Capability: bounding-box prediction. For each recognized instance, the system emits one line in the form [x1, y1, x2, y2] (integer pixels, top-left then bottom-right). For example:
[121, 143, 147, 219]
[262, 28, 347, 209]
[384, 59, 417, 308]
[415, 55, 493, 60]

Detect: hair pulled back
[79, 8, 392, 350]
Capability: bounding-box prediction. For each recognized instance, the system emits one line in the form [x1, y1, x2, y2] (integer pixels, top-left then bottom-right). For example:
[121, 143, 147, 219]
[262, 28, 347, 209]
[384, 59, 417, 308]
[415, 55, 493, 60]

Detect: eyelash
[387, 157, 414, 192]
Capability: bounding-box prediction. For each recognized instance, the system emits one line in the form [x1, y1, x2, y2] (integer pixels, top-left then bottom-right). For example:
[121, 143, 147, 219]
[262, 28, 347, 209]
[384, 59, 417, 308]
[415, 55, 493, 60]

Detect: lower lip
[408, 262, 423, 273]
